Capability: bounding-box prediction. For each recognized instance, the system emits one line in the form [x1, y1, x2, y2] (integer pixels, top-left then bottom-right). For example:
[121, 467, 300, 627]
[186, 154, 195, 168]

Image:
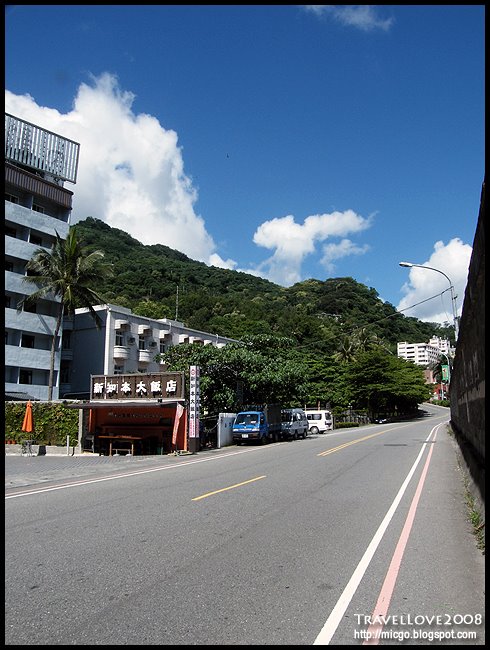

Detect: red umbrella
[21, 400, 34, 434]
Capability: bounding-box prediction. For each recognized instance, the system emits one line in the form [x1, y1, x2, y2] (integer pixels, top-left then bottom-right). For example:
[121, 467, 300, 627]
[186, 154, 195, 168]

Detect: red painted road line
[362, 428, 438, 645]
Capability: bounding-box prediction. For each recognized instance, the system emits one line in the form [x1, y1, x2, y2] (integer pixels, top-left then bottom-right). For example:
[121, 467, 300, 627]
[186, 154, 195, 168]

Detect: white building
[428, 336, 451, 355]
[60, 303, 239, 398]
[5, 113, 80, 400]
[397, 336, 452, 367]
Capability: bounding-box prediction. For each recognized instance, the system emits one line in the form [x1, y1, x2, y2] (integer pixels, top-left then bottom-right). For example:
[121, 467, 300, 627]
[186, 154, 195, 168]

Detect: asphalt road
[5, 404, 485, 645]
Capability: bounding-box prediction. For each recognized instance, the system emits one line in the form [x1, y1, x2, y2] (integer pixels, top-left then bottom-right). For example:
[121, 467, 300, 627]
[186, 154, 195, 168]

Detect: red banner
[172, 404, 185, 447]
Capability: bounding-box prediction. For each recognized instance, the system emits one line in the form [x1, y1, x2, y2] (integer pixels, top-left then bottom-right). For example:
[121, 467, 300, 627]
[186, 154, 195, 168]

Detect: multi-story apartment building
[5, 114, 236, 403]
[60, 303, 239, 398]
[397, 336, 452, 367]
[5, 113, 80, 401]
[427, 336, 451, 355]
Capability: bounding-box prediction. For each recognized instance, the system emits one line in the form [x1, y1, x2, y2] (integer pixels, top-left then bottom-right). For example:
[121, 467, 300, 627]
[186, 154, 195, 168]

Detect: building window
[5, 295, 12, 308]
[21, 334, 35, 348]
[30, 233, 43, 246]
[5, 331, 8, 345]
[60, 363, 70, 383]
[32, 204, 45, 214]
[23, 301, 37, 313]
[115, 332, 123, 346]
[62, 331, 71, 349]
[138, 335, 146, 350]
[5, 261, 14, 272]
[19, 369, 33, 385]
[159, 341, 166, 354]
[5, 226, 17, 238]
[5, 193, 19, 204]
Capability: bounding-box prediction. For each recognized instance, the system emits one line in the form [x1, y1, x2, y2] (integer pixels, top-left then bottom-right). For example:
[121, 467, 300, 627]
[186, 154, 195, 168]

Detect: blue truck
[232, 403, 282, 445]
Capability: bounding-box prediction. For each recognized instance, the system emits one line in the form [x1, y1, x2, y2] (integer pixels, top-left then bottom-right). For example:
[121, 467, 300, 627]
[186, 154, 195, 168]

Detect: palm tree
[332, 334, 357, 363]
[19, 226, 113, 401]
[333, 327, 392, 364]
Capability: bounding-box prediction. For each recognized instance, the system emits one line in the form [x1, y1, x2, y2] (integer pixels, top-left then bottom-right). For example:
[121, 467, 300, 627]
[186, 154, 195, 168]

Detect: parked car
[305, 409, 334, 433]
[280, 408, 309, 440]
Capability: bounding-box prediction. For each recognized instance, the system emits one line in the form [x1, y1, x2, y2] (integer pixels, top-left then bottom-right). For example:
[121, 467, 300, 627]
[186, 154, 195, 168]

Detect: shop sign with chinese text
[188, 365, 200, 438]
[90, 372, 185, 401]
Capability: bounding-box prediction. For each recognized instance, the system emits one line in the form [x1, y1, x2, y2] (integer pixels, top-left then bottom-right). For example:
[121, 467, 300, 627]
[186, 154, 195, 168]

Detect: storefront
[68, 372, 187, 455]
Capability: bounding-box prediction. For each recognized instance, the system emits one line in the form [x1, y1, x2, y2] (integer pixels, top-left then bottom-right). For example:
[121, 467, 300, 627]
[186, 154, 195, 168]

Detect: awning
[64, 398, 186, 410]
[5, 391, 39, 401]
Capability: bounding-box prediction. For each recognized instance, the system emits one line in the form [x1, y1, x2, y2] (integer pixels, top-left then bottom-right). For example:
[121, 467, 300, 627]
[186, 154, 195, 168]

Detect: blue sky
[5, 5, 484, 326]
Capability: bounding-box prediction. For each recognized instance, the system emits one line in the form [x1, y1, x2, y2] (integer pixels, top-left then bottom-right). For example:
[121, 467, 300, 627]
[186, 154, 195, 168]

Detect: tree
[160, 334, 310, 415]
[346, 349, 432, 418]
[19, 227, 113, 401]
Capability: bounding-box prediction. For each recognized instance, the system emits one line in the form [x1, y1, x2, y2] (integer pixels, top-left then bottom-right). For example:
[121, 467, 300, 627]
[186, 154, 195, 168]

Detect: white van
[305, 409, 333, 433]
[280, 408, 309, 440]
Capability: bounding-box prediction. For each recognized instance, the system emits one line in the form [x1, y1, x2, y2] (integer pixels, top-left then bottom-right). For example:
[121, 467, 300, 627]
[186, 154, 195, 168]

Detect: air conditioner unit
[149, 341, 157, 347]
[127, 337, 135, 344]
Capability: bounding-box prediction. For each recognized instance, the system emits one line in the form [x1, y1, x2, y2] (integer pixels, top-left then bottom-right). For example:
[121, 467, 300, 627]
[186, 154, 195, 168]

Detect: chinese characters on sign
[90, 372, 184, 401]
[188, 365, 200, 439]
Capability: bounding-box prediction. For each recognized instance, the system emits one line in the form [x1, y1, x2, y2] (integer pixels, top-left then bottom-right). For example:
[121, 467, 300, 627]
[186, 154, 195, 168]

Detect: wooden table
[98, 435, 142, 456]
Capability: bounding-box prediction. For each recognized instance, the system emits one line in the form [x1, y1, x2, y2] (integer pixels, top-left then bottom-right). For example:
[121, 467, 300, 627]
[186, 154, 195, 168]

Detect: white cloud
[321, 238, 370, 273]
[5, 75, 374, 289]
[208, 253, 237, 271]
[396, 238, 473, 326]
[250, 210, 372, 285]
[303, 5, 394, 32]
[6, 73, 221, 264]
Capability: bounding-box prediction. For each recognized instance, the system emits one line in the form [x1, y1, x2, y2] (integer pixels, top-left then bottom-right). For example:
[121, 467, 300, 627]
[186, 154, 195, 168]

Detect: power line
[294, 288, 451, 350]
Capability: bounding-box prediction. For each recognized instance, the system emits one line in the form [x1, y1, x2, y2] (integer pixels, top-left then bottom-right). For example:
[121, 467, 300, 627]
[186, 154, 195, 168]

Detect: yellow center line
[318, 430, 389, 456]
[192, 475, 267, 501]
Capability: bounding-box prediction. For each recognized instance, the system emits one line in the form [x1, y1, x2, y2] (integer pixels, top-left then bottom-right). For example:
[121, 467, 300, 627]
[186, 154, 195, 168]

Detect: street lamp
[399, 261, 459, 341]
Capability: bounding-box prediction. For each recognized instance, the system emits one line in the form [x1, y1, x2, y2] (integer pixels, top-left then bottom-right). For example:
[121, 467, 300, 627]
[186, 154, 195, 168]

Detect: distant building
[427, 336, 451, 355]
[5, 113, 80, 400]
[60, 303, 238, 398]
[397, 336, 452, 367]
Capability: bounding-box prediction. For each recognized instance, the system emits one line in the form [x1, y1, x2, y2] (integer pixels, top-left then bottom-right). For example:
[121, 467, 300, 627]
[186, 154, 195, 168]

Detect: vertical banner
[172, 403, 185, 448]
[189, 366, 200, 439]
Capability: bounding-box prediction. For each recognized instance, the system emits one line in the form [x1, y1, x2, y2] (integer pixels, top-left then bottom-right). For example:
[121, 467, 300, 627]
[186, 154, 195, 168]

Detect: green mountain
[74, 217, 451, 355]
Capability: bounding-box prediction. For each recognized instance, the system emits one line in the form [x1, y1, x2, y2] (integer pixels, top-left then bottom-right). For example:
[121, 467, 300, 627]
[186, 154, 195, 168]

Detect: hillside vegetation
[75, 217, 452, 355]
[66, 217, 450, 416]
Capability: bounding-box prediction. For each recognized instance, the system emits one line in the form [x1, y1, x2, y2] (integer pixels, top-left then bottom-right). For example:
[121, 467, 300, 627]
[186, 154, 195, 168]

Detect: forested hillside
[74, 217, 451, 355]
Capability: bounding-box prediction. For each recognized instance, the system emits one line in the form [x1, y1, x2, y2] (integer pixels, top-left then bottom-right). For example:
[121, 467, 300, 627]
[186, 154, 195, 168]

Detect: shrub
[335, 422, 360, 429]
[5, 402, 79, 446]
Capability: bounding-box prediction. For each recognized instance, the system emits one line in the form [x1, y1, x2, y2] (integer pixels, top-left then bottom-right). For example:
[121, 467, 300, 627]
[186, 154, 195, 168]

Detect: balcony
[113, 346, 130, 361]
[138, 350, 152, 364]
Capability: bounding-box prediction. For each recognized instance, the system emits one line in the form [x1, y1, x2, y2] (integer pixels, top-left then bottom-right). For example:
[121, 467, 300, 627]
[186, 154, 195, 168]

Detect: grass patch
[461, 469, 485, 554]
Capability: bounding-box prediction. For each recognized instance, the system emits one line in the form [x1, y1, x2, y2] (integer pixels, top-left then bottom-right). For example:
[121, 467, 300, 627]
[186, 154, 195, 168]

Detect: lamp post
[399, 262, 459, 341]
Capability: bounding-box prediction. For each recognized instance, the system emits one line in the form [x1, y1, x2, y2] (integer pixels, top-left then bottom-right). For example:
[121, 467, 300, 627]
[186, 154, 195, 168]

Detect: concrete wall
[450, 181, 485, 510]
[5, 443, 77, 456]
